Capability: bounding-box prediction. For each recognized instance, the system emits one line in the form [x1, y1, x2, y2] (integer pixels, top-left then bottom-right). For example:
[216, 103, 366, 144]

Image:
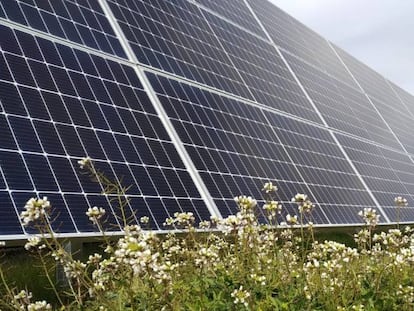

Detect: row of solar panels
[1, 0, 414, 238]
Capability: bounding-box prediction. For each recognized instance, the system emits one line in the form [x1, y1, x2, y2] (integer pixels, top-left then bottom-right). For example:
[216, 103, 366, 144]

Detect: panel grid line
[99, 0, 222, 219]
[243, 0, 390, 223]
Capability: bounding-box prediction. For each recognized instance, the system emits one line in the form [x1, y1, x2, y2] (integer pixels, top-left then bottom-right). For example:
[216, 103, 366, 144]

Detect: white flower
[292, 193, 307, 203]
[25, 236, 42, 250]
[20, 197, 51, 226]
[86, 206, 106, 224]
[262, 182, 278, 194]
[77, 157, 91, 169]
[298, 200, 315, 214]
[27, 300, 51, 311]
[14, 289, 32, 300]
[0, 241, 5, 247]
[198, 220, 211, 229]
[231, 286, 250, 307]
[140, 216, 150, 224]
[164, 212, 195, 228]
[87, 253, 103, 265]
[395, 196, 408, 207]
[263, 200, 282, 216]
[286, 214, 298, 225]
[234, 196, 257, 211]
[358, 208, 380, 227]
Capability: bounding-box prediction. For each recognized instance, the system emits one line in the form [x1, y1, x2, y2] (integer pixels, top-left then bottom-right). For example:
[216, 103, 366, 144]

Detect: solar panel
[0, 23, 211, 236]
[1, 0, 414, 239]
[194, 0, 266, 38]
[0, 0, 126, 57]
[105, 0, 253, 100]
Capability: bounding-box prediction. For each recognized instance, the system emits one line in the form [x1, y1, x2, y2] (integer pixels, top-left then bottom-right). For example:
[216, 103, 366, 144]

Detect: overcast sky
[270, 0, 414, 94]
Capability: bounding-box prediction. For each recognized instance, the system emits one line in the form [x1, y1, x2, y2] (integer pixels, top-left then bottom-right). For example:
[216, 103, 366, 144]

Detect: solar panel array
[1, 0, 414, 238]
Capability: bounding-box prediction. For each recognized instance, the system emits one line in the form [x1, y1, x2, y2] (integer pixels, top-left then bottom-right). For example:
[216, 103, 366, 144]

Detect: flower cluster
[262, 182, 278, 194]
[86, 206, 106, 224]
[140, 216, 150, 224]
[292, 193, 315, 214]
[24, 236, 46, 251]
[395, 196, 408, 207]
[231, 286, 250, 307]
[8, 179, 414, 310]
[13, 290, 51, 311]
[262, 200, 282, 219]
[77, 157, 92, 169]
[358, 207, 380, 227]
[286, 214, 298, 225]
[20, 197, 51, 226]
[234, 195, 257, 212]
[164, 212, 195, 228]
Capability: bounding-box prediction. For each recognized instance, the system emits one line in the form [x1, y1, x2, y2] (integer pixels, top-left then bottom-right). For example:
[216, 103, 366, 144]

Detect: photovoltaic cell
[0, 0, 126, 57]
[106, 0, 254, 100]
[246, 0, 359, 90]
[0, 24, 211, 234]
[282, 52, 405, 151]
[203, 11, 322, 123]
[336, 133, 414, 221]
[333, 46, 414, 156]
[194, 0, 266, 38]
[147, 71, 387, 224]
[2, 0, 414, 237]
[263, 112, 382, 224]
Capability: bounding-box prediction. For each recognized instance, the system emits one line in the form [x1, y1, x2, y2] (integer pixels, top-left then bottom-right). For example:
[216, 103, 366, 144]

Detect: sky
[270, 0, 414, 94]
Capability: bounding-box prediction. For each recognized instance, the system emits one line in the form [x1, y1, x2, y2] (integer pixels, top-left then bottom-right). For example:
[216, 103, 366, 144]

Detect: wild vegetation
[0, 158, 413, 310]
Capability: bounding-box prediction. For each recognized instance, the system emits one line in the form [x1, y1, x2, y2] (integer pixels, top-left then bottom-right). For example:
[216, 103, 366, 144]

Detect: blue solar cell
[96, 131, 124, 162]
[5, 53, 36, 87]
[1, 0, 27, 25]
[37, 37, 63, 66]
[15, 31, 43, 61]
[131, 137, 157, 166]
[62, 96, 91, 127]
[23, 154, 59, 191]
[0, 151, 33, 190]
[27, 60, 58, 92]
[59, 18, 83, 44]
[111, 163, 140, 195]
[63, 194, 95, 232]
[42, 91, 70, 123]
[115, 134, 142, 164]
[100, 105, 127, 133]
[48, 157, 81, 193]
[19, 89, 44, 119]
[20, 4, 48, 32]
[33, 120, 66, 155]
[50, 67, 77, 95]
[77, 128, 106, 160]
[83, 101, 110, 130]
[0, 53, 13, 82]
[74, 50, 99, 76]
[56, 124, 87, 157]
[70, 72, 95, 100]
[0, 25, 22, 55]
[0, 115, 17, 149]
[8, 116, 42, 152]
[129, 166, 157, 196]
[41, 11, 66, 38]
[0, 82, 26, 115]
[0, 192, 23, 234]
